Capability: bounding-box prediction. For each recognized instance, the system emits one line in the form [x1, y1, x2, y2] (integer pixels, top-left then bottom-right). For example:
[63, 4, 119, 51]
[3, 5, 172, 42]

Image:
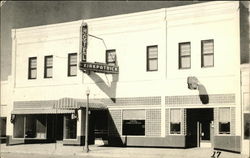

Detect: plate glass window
[179, 42, 191, 69]
[28, 57, 37, 79]
[147, 45, 158, 71]
[201, 39, 214, 67]
[64, 114, 77, 139]
[219, 107, 230, 134]
[170, 109, 181, 134]
[44, 56, 53, 78]
[122, 109, 145, 136]
[68, 53, 77, 76]
[106, 49, 116, 66]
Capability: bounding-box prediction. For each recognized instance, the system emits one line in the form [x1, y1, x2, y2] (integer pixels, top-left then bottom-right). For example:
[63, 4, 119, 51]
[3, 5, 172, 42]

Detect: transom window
[28, 57, 37, 79]
[44, 55, 53, 78]
[201, 39, 214, 67]
[68, 53, 77, 77]
[147, 45, 158, 71]
[106, 49, 116, 66]
[179, 42, 191, 69]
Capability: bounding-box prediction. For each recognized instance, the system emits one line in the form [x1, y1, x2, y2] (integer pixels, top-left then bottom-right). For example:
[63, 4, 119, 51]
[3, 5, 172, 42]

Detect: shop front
[8, 98, 107, 146]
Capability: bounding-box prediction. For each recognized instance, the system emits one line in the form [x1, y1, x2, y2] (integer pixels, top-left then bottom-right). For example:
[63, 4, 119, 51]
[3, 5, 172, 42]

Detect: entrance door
[186, 108, 213, 148]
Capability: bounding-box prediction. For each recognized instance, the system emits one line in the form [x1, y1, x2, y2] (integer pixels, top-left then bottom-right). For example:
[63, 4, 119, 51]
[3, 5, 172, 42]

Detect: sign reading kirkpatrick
[80, 62, 119, 74]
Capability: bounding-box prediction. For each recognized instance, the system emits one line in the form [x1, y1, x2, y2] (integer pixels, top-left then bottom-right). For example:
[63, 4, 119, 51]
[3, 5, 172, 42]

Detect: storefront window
[244, 113, 250, 139]
[122, 109, 145, 136]
[170, 109, 181, 134]
[14, 115, 24, 138]
[13, 115, 46, 139]
[25, 115, 36, 138]
[64, 114, 77, 139]
[219, 107, 230, 134]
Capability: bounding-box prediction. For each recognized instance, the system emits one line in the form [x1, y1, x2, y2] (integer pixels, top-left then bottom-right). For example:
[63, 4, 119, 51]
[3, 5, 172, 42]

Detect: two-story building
[3, 1, 249, 156]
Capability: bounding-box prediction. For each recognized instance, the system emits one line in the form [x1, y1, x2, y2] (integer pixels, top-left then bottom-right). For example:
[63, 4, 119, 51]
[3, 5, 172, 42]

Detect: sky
[0, 1, 206, 81]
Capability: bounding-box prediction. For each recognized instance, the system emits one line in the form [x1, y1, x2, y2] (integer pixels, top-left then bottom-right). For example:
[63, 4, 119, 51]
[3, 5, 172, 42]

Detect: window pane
[148, 47, 158, 58]
[122, 120, 145, 136]
[45, 67, 53, 78]
[30, 69, 37, 79]
[36, 115, 46, 139]
[180, 43, 191, 56]
[45, 56, 53, 67]
[14, 115, 24, 138]
[69, 54, 77, 64]
[219, 108, 230, 123]
[64, 115, 77, 139]
[180, 56, 191, 68]
[30, 58, 37, 68]
[203, 54, 214, 67]
[170, 123, 181, 134]
[25, 115, 37, 138]
[69, 66, 77, 76]
[202, 40, 214, 54]
[106, 50, 116, 64]
[219, 122, 230, 134]
[170, 109, 181, 123]
[123, 110, 145, 120]
[148, 59, 158, 71]
[244, 113, 250, 139]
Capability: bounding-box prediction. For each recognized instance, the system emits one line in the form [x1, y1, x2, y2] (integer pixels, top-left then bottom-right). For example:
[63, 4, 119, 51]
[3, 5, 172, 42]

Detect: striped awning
[54, 98, 107, 110]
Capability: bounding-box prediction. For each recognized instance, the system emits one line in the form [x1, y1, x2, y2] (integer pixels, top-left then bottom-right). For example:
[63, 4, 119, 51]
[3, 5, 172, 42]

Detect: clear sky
[0, 1, 205, 81]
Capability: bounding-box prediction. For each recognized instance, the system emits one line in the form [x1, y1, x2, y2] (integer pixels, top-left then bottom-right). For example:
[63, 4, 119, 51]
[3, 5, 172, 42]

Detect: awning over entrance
[12, 98, 106, 114]
[54, 98, 107, 110]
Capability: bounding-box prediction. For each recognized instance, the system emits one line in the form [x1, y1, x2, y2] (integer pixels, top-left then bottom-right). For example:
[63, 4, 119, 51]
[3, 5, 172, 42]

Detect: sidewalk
[1, 143, 249, 158]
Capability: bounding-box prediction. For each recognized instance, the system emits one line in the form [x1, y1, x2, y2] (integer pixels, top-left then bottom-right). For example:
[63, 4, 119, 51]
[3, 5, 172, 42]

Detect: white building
[2, 1, 249, 156]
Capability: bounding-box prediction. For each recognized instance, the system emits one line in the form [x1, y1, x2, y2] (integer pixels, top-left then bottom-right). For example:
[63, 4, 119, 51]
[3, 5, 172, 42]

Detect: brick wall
[146, 109, 161, 136]
[231, 107, 236, 135]
[108, 110, 122, 136]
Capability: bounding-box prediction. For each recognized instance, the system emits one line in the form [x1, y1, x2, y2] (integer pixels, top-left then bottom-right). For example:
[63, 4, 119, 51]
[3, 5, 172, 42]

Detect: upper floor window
[68, 53, 77, 77]
[201, 39, 214, 67]
[28, 57, 37, 79]
[179, 42, 191, 69]
[146, 45, 158, 71]
[219, 107, 230, 134]
[106, 49, 116, 66]
[44, 55, 53, 78]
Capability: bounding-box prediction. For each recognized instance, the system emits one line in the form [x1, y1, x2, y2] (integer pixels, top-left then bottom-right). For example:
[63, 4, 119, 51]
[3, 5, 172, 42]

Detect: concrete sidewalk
[0, 143, 249, 158]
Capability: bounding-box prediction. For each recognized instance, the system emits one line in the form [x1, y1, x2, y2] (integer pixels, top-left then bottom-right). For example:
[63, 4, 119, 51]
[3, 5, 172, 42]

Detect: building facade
[2, 1, 249, 156]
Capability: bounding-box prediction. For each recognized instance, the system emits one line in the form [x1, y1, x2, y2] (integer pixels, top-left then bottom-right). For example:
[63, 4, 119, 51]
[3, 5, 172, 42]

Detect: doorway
[186, 108, 214, 148]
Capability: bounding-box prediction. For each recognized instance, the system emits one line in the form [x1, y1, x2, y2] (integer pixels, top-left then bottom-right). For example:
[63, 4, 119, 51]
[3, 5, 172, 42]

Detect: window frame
[201, 39, 214, 68]
[218, 107, 231, 135]
[146, 45, 158, 72]
[67, 53, 77, 77]
[106, 49, 117, 66]
[122, 109, 146, 136]
[28, 57, 37, 79]
[178, 42, 191, 69]
[170, 109, 182, 135]
[44, 55, 53, 78]
[64, 114, 77, 140]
